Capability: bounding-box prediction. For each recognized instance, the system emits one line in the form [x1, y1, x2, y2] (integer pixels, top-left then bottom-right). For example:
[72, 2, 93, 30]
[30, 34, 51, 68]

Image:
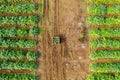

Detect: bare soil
[40, 0, 90, 80]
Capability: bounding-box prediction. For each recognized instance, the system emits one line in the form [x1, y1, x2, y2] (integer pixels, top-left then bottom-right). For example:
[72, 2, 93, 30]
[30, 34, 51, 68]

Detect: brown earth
[40, 0, 90, 80]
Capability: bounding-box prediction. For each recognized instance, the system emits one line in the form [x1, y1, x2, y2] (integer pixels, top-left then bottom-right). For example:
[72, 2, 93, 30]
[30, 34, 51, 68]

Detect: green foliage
[90, 38, 120, 48]
[0, 27, 42, 37]
[87, 5, 120, 15]
[87, 5, 106, 15]
[88, 16, 120, 26]
[0, 16, 38, 25]
[0, 4, 36, 14]
[29, 27, 40, 36]
[89, 28, 120, 38]
[107, 5, 120, 15]
[0, 50, 24, 60]
[90, 50, 120, 60]
[0, 38, 37, 48]
[88, 73, 120, 80]
[17, 28, 28, 37]
[87, 16, 105, 25]
[0, 74, 38, 80]
[86, 0, 120, 4]
[0, 49, 38, 60]
[90, 62, 120, 73]
[0, 61, 37, 70]
[0, 0, 34, 3]
[27, 51, 39, 60]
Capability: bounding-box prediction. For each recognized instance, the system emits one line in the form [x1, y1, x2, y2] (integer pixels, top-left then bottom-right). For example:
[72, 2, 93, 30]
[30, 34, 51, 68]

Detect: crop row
[88, 16, 120, 26]
[0, 74, 37, 80]
[88, 73, 120, 80]
[0, 4, 43, 15]
[90, 50, 120, 59]
[90, 62, 120, 73]
[0, 38, 37, 48]
[90, 38, 120, 48]
[0, 49, 39, 60]
[89, 28, 120, 38]
[86, 0, 120, 4]
[0, 0, 34, 3]
[0, 16, 38, 25]
[0, 27, 41, 37]
[0, 61, 37, 70]
[87, 5, 120, 16]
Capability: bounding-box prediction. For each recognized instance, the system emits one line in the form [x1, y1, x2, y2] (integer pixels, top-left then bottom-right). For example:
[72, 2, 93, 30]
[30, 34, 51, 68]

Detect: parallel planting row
[0, 27, 41, 37]
[0, 4, 43, 14]
[0, 0, 44, 80]
[87, 5, 120, 15]
[87, 0, 120, 80]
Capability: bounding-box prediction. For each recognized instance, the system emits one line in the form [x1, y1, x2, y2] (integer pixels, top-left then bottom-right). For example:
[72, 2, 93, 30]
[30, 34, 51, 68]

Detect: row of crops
[87, 0, 120, 80]
[0, 0, 44, 80]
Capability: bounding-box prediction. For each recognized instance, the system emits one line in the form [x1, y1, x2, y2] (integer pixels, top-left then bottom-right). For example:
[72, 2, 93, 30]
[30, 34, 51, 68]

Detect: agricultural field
[87, 0, 120, 80]
[0, 0, 44, 80]
[1, 0, 120, 80]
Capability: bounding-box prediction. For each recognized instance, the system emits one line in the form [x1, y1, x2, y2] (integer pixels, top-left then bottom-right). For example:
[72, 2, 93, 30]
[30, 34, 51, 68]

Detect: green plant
[87, 16, 105, 25]
[17, 28, 28, 37]
[90, 38, 120, 48]
[0, 0, 34, 3]
[90, 50, 120, 60]
[0, 27, 42, 37]
[0, 16, 38, 25]
[107, 5, 120, 15]
[0, 74, 38, 80]
[0, 61, 37, 70]
[0, 38, 37, 48]
[88, 16, 120, 26]
[87, 5, 106, 15]
[0, 4, 36, 14]
[90, 62, 120, 73]
[86, 0, 120, 4]
[29, 27, 40, 36]
[89, 28, 120, 38]
[87, 5, 120, 15]
[0, 49, 39, 60]
[88, 73, 120, 80]
[27, 51, 39, 60]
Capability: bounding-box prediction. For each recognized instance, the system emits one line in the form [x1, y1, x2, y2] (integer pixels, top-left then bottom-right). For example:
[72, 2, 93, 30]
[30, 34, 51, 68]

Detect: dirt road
[42, 0, 89, 80]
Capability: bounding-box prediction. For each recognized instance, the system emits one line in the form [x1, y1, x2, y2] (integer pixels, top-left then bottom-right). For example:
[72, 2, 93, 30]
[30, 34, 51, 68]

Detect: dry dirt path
[42, 0, 89, 80]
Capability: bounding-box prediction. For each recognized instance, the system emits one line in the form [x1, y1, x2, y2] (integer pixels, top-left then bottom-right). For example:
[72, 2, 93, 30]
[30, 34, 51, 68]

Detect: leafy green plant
[87, 5, 106, 15]
[90, 62, 120, 73]
[87, 5, 120, 15]
[90, 50, 120, 60]
[0, 16, 38, 25]
[90, 38, 120, 48]
[86, 0, 120, 4]
[88, 16, 120, 26]
[87, 16, 105, 25]
[29, 27, 40, 36]
[0, 74, 38, 80]
[0, 0, 34, 3]
[0, 4, 36, 14]
[89, 28, 120, 38]
[0, 38, 37, 48]
[0, 61, 37, 70]
[0, 27, 42, 37]
[107, 5, 120, 15]
[88, 73, 120, 80]
[0, 49, 39, 60]
[27, 51, 39, 60]
[17, 28, 28, 37]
